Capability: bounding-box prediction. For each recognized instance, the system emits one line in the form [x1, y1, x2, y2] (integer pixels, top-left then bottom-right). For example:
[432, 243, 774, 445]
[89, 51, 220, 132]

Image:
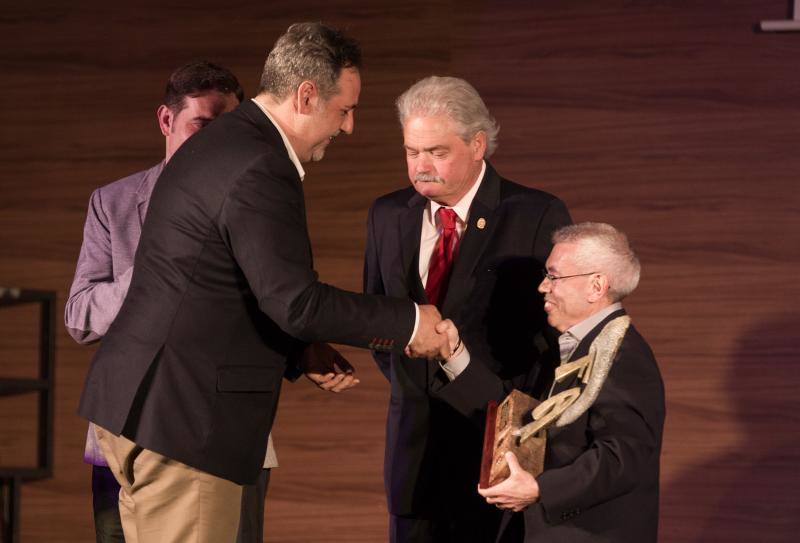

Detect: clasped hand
[405, 305, 461, 360]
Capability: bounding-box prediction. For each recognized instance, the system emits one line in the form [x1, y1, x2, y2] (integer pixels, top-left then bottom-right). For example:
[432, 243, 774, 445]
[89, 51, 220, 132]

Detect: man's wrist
[440, 344, 470, 381]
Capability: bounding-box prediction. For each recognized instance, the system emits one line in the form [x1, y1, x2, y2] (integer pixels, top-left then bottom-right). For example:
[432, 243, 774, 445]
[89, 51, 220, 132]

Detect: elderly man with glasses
[433, 222, 665, 543]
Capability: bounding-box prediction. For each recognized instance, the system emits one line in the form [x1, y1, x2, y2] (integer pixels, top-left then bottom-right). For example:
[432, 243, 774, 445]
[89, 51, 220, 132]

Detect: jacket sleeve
[219, 154, 416, 351]
[64, 188, 133, 344]
[430, 345, 528, 427]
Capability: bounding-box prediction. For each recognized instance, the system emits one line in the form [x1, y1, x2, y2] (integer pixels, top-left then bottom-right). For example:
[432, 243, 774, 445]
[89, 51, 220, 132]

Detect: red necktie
[425, 207, 459, 308]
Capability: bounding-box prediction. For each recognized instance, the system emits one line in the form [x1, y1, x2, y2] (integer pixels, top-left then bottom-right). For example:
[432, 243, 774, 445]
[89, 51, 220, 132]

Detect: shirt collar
[250, 98, 305, 181]
[429, 160, 486, 225]
[558, 332, 579, 363]
[562, 302, 624, 345]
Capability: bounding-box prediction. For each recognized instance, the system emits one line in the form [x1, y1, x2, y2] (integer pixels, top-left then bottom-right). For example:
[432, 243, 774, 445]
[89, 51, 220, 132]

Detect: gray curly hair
[396, 76, 499, 157]
[258, 22, 362, 101]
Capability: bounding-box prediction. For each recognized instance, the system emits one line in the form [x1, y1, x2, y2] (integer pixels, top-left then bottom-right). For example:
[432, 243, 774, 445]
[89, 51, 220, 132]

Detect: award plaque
[479, 389, 546, 488]
[478, 316, 633, 489]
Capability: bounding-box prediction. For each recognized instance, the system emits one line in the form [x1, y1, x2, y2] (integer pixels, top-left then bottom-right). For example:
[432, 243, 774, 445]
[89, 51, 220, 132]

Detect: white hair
[552, 222, 641, 302]
[396, 75, 499, 157]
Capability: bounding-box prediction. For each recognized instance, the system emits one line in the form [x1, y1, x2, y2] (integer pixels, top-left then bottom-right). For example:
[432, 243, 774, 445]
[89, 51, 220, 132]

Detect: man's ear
[472, 131, 487, 161]
[296, 80, 319, 114]
[587, 273, 610, 303]
[157, 105, 173, 137]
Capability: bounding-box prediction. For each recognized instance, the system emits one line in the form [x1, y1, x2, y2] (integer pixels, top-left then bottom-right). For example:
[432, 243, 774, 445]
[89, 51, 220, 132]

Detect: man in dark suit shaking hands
[364, 76, 571, 542]
[78, 22, 446, 542]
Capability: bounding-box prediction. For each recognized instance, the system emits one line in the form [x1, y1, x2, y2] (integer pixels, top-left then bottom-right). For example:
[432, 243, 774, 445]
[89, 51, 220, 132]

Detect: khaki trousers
[95, 426, 243, 543]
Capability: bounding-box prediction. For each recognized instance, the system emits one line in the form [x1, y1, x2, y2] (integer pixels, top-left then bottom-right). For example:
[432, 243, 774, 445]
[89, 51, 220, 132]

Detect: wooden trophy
[479, 389, 546, 488]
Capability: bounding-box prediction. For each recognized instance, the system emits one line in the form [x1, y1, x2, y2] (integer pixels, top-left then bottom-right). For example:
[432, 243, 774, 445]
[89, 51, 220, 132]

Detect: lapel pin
[477, 217, 487, 230]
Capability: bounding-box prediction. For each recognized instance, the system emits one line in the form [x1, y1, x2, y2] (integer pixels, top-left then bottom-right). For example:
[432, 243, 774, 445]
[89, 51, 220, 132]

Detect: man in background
[364, 76, 571, 542]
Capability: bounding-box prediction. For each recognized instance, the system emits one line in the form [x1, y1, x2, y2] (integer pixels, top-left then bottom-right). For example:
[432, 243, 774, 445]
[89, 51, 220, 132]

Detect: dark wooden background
[2, 1, 799, 541]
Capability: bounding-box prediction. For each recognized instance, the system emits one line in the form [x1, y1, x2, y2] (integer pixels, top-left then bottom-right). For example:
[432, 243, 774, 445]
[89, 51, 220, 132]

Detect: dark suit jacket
[435, 310, 665, 543]
[78, 100, 415, 485]
[364, 163, 570, 523]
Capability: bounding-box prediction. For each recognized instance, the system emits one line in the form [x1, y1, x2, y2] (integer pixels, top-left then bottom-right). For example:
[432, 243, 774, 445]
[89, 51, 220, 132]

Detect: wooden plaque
[479, 389, 546, 488]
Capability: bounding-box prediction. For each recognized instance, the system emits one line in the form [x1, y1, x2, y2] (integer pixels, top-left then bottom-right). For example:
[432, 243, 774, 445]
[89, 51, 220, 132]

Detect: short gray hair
[396, 76, 499, 157]
[553, 222, 641, 302]
[258, 22, 362, 101]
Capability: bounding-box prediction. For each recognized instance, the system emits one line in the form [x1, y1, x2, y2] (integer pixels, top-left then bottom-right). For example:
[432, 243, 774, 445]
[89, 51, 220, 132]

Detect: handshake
[405, 304, 461, 360]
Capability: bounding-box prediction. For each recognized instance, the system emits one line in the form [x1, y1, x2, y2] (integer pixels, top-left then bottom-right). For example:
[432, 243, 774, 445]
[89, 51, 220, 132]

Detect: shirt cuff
[440, 345, 471, 381]
[406, 303, 420, 348]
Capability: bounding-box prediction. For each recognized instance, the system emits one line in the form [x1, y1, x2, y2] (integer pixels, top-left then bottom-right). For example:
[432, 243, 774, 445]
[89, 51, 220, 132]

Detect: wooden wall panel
[1, 1, 798, 541]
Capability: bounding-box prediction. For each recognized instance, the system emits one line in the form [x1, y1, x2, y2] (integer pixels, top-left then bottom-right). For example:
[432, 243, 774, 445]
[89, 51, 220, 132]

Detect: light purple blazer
[66, 163, 163, 346]
[66, 163, 162, 465]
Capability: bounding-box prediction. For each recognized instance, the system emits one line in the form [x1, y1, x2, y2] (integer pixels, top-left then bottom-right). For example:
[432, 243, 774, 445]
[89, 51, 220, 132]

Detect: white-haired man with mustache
[364, 76, 571, 542]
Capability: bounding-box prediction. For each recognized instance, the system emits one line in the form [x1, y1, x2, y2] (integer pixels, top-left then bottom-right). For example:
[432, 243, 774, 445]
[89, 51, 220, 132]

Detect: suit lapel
[238, 100, 303, 187]
[428, 165, 500, 384]
[440, 163, 501, 317]
[239, 99, 286, 147]
[400, 192, 427, 303]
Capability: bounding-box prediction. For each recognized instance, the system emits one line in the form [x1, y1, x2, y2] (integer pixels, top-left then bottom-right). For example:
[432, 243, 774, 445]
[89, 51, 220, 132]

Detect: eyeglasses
[541, 269, 598, 282]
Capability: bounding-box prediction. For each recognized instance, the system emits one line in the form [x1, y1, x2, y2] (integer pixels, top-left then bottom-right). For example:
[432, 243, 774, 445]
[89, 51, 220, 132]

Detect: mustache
[413, 173, 445, 184]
